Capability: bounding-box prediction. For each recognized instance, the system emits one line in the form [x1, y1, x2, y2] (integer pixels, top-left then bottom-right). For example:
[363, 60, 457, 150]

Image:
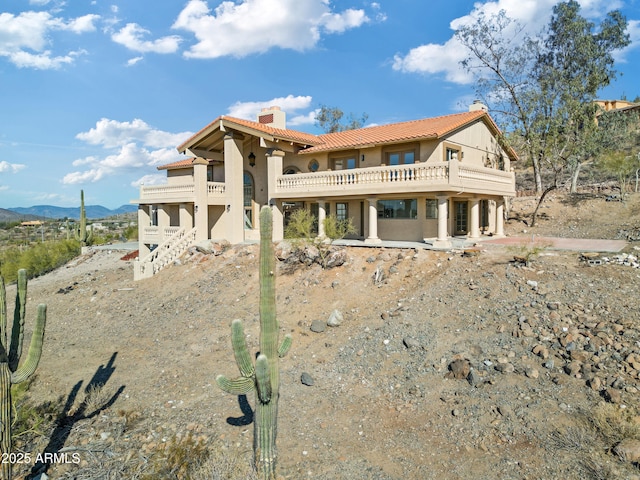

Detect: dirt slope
[8, 193, 640, 480]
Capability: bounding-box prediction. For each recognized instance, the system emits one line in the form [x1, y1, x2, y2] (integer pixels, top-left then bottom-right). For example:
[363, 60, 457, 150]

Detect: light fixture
[249, 136, 256, 167]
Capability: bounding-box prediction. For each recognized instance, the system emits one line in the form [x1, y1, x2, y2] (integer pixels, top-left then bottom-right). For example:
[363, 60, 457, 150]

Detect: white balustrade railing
[140, 183, 194, 199]
[142, 226, 181, 243]
[276, 162, 514, 194]
[276, 163, 449, 191]
[458, 165, 514, 184]
[139, 182, 225, 201]
[134, 226, 198, 280]
[207, 182, 226, 196]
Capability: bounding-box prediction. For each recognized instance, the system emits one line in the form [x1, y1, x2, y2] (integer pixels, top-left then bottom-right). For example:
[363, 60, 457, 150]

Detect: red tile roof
[305, 110, 488, 153]
[166, 109, 516, 170]
[157, 158, 195, 170]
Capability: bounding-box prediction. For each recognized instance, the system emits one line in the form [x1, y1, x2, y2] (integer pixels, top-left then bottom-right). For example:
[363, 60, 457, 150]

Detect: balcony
[138, 182, 226, 204]
[274, 162, 515, 199]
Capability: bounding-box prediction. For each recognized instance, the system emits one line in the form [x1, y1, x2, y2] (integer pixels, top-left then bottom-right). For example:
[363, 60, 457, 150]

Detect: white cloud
[63, 119, 193, 185]
[227, 95, 314, 121]
[76, 118, 192, 149]
[289, 109, 319, 127]
[63, 14, 100, 34]
[0, 185, 8, 192]
[320, 8, 369, 33]
[615, 18, 640, 62]
[392, 0, 633, 84]
[0, 161, 26, 173]
[172, 0, 373, 59]
[126, 56, 143, 66]
[112, 23, 182, 54]
[9, 48, 86, 70]
[131, 174, 166, 188]
[0, 11, 98, 69]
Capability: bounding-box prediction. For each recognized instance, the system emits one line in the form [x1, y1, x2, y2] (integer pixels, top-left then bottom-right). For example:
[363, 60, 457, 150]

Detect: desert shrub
[508, 240, 551, 266]
[549, 403, 640, 480]
[139, 433, 210, 480]
[284, 208, 315, 241]
[191, 442, 259, 480]
[0, 239, 80, 282]
[11, 379, 61, 449]
[323, 213, 356, 241]
[283, 209, 355, 269]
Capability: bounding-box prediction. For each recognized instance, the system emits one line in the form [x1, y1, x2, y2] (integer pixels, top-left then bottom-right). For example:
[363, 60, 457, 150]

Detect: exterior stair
[134, 227, 197, 280]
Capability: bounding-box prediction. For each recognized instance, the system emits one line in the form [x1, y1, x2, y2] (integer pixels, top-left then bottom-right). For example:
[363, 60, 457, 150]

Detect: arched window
[283, 166, 300, 175]
[243, 171, 255, 229]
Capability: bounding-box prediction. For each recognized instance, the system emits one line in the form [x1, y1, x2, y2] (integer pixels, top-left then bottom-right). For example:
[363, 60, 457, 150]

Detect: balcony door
[243, 172, 254, 229]
[454, 201, 468, 235]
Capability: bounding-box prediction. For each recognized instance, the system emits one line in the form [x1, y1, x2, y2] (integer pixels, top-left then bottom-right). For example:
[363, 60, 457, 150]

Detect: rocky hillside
[7, 193, 640, 480]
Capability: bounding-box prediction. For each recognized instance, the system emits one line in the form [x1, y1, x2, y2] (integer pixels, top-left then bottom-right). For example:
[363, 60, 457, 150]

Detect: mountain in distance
[5, 204, 137, 220]
[0, 208, 42, 222]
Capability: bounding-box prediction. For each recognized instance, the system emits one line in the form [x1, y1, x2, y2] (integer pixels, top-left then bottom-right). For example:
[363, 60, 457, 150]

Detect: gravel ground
[7, 193, 640, 480]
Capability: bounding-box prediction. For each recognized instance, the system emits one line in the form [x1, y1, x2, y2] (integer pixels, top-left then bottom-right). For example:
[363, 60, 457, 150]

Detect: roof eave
[176, 117, 223, 154]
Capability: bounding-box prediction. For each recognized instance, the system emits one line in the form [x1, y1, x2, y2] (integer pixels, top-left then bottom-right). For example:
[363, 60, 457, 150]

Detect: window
[308, 159, 320, 172]
[446, 147, 461, 161]
[426, 199, 438, 219]
[333, 157, 356, 170]
[377, 199, 417, 219]
[387, 150, 415, 165]
[283, 166, 300, 175]
[336, 202, 348, 221]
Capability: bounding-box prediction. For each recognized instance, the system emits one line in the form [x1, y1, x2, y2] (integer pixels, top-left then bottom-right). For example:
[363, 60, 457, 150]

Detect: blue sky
[1, 0, 639, 209]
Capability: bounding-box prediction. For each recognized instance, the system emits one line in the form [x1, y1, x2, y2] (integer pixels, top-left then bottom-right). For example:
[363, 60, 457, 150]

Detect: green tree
[456, 1, 630, 220]
[315, 105, 368, 133]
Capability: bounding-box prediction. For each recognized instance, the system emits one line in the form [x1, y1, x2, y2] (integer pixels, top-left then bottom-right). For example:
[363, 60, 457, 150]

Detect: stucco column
[433, 195, 451, 248]
[495, 198, 505, 237]
[157, 205, 170, 241]
[224, 132, 245, 244]
[179, 203, 193, 229]
[193, 158, 208, 241]
[364, 198, 381, 245]
[267, 149, 285, 241]
[137, 205, 151, 258]
[469, 197, 480, 239]
[317, 199, 326, 239]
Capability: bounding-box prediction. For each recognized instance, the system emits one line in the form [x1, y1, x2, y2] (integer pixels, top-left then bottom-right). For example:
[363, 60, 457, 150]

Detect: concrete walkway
[478, 235, 627, 253]
[333, 235, 627, 253]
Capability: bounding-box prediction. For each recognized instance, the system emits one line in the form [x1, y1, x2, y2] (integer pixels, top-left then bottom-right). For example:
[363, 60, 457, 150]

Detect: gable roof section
[177, 115, 320, 154]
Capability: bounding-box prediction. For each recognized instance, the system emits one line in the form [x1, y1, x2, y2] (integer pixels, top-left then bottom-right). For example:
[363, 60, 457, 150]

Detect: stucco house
[133, 102, 517, 280]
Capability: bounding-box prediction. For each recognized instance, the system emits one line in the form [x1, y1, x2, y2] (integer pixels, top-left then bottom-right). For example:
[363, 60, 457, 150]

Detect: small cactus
[217, 206, 291, 479]
[74, 190, 93, 246]
[0, 269, 46, 480]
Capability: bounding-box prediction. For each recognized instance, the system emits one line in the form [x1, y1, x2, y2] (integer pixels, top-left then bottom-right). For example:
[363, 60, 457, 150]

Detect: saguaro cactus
[217, 206, 292, 479]
[74, 190, 93, 246]
[0, 269, 46, 480]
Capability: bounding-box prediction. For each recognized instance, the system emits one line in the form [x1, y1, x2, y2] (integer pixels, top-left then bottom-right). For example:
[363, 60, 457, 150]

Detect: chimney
[257, 106, 286, 129]
[469, 100, 488, 113]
